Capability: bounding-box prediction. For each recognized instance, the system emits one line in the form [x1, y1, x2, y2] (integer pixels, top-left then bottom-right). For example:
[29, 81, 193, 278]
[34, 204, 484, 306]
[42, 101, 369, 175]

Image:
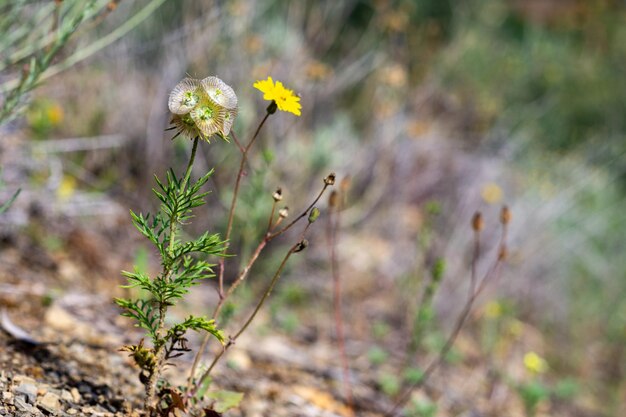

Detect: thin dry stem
[327, 202, 354, 409]
[190, 241, 300, 398]
[385, 222, 509, 417]
[186, 113, 270, 399]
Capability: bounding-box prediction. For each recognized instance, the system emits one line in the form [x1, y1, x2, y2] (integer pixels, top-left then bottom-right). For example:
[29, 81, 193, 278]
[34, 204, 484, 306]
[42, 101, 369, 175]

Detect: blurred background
[1, 0, 625, 416]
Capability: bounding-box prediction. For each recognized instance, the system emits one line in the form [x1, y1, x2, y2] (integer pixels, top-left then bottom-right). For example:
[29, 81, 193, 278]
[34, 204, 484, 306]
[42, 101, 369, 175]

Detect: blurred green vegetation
[2, 0, 625, 414]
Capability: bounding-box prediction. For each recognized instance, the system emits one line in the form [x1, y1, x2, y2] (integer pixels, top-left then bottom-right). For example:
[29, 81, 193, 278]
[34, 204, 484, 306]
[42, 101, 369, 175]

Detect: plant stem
[217, 112, 270, 298]
[268, 183, 330, 240]
[385, 223, 508, 417]
[327, 202, 353, 409]
[146, 137, 199, 412]
[186, 112, 270, 400]
[190, 241, 300, 398]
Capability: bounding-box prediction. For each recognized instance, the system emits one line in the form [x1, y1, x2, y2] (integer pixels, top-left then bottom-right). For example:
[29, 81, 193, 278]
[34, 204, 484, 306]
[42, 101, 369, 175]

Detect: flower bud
[324, 172, 336, 186]
[267, 100, 278, 114]
[278, 207, 289, 218]
[273, 187, 283, 202]
[294, 239, 308, 253]
[472, 211, 483, 232]
[500, 205, 511, 225]
[308, 207, 320, 223]
[498, 245, 508, 261]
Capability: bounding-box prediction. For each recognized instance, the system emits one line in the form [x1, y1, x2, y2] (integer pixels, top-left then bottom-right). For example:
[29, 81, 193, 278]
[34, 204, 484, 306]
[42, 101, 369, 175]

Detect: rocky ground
[0, 211, 613, 417]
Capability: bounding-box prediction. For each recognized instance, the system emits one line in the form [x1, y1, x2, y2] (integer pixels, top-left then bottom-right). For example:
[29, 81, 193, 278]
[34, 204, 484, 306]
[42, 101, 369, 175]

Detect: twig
[326, 191, 353, 409]
[186, 111, 270, 399]
[190, 240, 304, 398]
[385, 216, 509, 416]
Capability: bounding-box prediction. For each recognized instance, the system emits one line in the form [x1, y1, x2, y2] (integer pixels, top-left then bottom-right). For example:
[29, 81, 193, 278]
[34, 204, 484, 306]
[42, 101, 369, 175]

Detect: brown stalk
[326, 191, 354, 410]
[385, 217, 509, 417]
[190, 239, 304, 398]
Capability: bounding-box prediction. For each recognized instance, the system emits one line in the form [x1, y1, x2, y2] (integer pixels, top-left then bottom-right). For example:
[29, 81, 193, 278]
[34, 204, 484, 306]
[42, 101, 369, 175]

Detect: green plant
[0, 0, 167, 125]
[117, 75, 332, 416]
[387, 207, 511, 416]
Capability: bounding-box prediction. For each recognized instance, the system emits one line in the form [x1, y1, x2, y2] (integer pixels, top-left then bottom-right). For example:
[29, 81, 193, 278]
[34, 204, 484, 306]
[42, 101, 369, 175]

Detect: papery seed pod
[190, 99, 225, 140]
[328, 190, 339, 208]
[273, 188, 283, 202]
[340, 176, 351, 193]
[279, 207, 289, 218]
[324, 172, 336, 186]
[308, 207, 320, 223]
[170, 114, 200, 140]
[500, 205, 511, 225]
[498, 245, 508, 261]
[220, 107, 238, 137]
[168, 78, 202, 115]
[201, 76, 238, 109]
[472, 211, 483, 232]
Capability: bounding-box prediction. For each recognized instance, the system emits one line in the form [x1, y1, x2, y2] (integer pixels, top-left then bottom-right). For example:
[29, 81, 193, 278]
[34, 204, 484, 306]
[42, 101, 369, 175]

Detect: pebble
[70, 387, 81, 403]
[15, 382, 38, 403]
[38, 391, 61, 414]
[14, 395, 42, 415]
[61, 390, 74, 402]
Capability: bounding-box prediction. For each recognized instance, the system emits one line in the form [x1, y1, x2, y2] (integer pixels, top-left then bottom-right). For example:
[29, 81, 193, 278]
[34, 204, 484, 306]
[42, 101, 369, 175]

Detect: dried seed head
[294, 239, 309, 253]
[328, 190, 339, 208]
[500, 205, 511, 225]
[324, 172, 336, 186]
[340, 176, 351, 193]
[168, 78, 201, 115]
[472, 211, 483, 232]
[308, 207, 320, 223]
[278, 207, 289, 218]
[201, 76, 238, 109]
[498, 245, 508, 261]
[273, 187, 283, 202]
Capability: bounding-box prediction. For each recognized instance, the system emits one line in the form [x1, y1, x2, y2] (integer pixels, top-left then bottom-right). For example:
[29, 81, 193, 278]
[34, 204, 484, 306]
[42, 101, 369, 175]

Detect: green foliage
[378, 372, 401, 397]
[406, 397, 437, 417]
[367, 346, 389, 366]
[117, 164, 226, 394]
[517, 381, 550, 417]
[204, 390, 244, 413]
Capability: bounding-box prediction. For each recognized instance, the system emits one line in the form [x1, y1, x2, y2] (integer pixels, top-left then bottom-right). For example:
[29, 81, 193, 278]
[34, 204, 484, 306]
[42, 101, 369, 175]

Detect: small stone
[70, 387, 81, 402]
[61, 390, 73, 402]
[67, 408, 78, 415]
[15, 395, 41, 415]
[38, 391, 61, 414]
[12, 375, 36, 385]
[15, 382, 38, 403]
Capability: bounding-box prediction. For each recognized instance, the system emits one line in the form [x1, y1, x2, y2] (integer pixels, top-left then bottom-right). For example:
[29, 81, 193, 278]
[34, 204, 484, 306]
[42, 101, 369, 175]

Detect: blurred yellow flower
[481, 183, 503, 204]
[483, 300, 503, 319]
[523, 351, 548, 374]
[47, 103, 64, 126]
[253, 76, 301, 116]
[57, 175, 77, 200]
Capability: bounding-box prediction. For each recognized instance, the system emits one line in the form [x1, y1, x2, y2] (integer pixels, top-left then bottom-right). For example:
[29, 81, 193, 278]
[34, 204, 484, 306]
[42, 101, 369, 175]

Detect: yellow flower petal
[481, 183, 503, 204]
[524, 351, 548, 374]
[253, 76, 302, 116]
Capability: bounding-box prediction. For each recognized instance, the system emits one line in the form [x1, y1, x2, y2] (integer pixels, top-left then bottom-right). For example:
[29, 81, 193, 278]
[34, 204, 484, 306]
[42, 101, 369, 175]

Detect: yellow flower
[523, 351, 548, 374]
[253, 76, 301, 116]
[481, 183, 503, 204]
[483, 301, 503, 319]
